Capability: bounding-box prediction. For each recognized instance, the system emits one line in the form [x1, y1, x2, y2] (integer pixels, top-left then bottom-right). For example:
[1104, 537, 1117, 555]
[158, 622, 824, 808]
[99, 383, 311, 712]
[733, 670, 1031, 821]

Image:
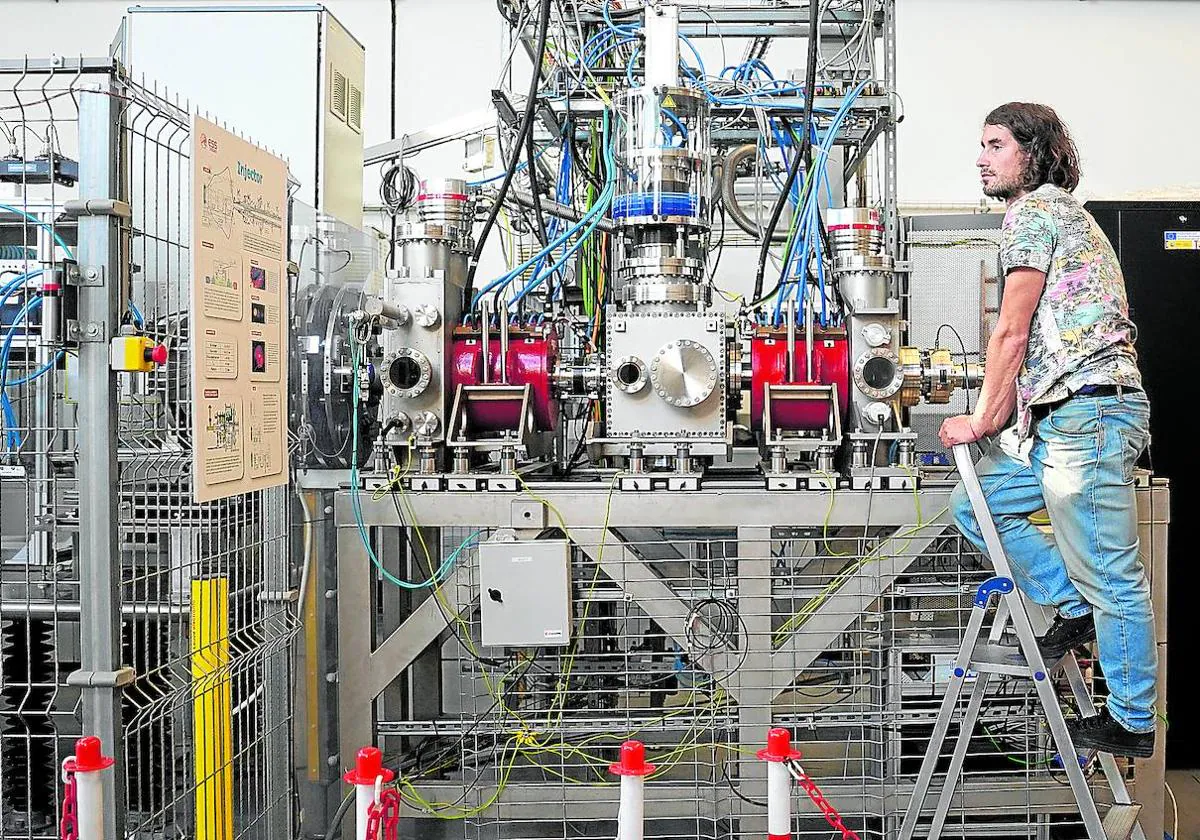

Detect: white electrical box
[478, 539, 572, 648]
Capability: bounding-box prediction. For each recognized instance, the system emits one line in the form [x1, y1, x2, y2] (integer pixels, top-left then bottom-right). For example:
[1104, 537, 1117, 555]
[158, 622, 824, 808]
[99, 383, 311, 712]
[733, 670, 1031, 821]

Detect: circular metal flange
[618, 255, 706, 275]
[384, 347, 433, 398]
[610, 356, 649, 394]
[413, 304, 441, 328]
[412, 410, 441, 438]
[621, 282, 708, 306]
[395, 220, 473, 250]
[833, 253, 894, 274]
[649, 339, 718, 408]
[852, 347, 904, 401]
[385, 412, 413, 441]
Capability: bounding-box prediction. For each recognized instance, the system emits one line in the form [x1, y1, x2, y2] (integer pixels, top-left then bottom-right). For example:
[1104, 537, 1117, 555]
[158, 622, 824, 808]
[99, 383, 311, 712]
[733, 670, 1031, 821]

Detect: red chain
[790, 762, 861, 840]
[60, 767, 78, 840]
[365, 789, 401, 840]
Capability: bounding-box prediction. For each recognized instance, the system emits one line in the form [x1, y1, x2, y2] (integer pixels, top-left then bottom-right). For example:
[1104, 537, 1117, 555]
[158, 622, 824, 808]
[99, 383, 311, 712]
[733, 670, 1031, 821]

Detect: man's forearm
[972, 329, 1026, 434]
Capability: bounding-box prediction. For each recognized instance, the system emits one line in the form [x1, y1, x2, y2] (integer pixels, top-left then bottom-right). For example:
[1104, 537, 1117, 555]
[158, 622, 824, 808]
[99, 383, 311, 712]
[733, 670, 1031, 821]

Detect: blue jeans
[950, 392, 1156, 733]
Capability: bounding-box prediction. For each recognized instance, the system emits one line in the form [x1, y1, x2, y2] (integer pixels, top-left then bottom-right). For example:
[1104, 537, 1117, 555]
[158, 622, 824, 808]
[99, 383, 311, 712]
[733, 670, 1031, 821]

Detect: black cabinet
[1087, 200, 1199, 767]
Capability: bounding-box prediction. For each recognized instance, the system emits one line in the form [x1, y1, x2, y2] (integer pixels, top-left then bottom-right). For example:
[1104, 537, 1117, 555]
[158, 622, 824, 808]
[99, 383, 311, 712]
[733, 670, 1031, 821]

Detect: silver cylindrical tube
[826, 207, 885, 258]
[417, 178, 470, 226]
[498, 300, 509, 384]
[480, 298, 492, 384]
[785, 299, 797, 382]
[804, 289, 814, 382]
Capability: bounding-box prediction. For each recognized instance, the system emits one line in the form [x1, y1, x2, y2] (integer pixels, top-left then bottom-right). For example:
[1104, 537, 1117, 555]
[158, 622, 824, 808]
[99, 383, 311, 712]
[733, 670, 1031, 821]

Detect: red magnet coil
[450, 329, 559, 432]
[749, 330, 850, 432]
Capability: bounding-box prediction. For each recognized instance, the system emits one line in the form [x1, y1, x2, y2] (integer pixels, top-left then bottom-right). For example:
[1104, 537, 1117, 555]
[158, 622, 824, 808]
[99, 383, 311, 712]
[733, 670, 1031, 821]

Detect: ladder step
[1102, 802, 1142, 840]
[969, 642, 1032, 676]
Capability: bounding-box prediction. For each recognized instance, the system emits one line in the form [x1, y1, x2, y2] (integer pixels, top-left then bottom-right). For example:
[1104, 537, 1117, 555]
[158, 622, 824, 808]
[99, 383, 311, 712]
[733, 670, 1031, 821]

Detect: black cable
[936, 322, 975, 414]
[496, 0, 520, 25]
[568, 125, 602, 192]
[389, 0, 398, 271]
[708, 197, 728, 284]
[562, 398, 595, 475]
[329, 249, 353, 273]
[722, 761, 768, 808]
[401, 650, 543, 786]
[325, 790, 355, 840]
[751, 1, 820, 302]
[524, 127, 549, 247]
[519, 125, 551, 317]
[465, 0, 553, 305]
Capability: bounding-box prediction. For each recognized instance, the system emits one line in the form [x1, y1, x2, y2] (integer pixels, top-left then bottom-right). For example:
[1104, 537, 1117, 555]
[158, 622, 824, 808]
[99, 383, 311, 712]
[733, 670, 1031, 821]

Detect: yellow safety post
[191, 576, 233, 840]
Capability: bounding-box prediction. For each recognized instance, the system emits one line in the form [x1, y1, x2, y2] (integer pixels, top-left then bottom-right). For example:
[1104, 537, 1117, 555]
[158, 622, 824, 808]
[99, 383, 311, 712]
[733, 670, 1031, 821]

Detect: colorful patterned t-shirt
[1000, 184, 1142, 439]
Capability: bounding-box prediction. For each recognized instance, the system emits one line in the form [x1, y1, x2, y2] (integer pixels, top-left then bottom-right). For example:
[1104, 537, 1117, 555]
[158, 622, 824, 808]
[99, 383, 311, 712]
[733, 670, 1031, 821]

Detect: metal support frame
[69, 79, 127, 840]
[332, 484, 954, 812]
[328, 474, 1169, 835]
[883, 0, 899, 255]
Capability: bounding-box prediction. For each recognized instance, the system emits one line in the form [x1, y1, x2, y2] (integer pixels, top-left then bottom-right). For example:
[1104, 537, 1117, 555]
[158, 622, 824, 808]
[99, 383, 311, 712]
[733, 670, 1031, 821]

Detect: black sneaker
[1036, 612, 1095, 663]
[1068, 707, 1154, 758]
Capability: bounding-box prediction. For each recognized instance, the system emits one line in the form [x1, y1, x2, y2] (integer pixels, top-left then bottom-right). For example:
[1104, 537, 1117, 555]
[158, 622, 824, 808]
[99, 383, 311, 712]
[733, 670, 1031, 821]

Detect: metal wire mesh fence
[0, 58, 293, 840]
[2, 58, 106, 839]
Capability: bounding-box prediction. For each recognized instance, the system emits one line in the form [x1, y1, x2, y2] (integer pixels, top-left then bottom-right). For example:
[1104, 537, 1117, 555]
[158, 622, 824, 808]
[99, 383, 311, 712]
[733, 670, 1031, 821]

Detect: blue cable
[602, 0, 639, 36]
[475, 112, 614, 308]
[527, 138, 574, 301]
[625, 42, 642, 89]
[1, 269, 45, 304]
[659, 107, 687, 146]
[511, 120, 615, 306]
[467, 145, 549, 188]
[0, 295, 45, 449]
[771, 79, 873, 322]
[7, 352, 63, 386]
[586, 35, 637, 68]
[0, 205, 74, 258]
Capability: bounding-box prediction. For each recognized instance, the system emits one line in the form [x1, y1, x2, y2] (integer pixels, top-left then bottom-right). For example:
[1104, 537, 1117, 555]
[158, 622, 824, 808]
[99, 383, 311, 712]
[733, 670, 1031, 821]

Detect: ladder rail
[896, 605, 989, 840]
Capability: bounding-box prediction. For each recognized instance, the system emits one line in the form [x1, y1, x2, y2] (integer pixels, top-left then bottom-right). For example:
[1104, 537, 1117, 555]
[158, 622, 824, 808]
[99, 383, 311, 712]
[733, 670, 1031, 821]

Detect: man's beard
[983, 174, 1024, 201]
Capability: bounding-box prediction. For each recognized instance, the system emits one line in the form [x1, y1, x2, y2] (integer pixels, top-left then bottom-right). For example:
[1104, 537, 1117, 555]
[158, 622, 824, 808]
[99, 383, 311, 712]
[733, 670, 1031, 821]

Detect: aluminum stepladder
[898, 444, 1145, 840]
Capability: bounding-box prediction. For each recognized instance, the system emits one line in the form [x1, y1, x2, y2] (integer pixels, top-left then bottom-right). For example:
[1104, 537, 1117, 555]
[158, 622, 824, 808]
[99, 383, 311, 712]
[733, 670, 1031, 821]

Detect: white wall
[3, 0, 1199, 204]
[897, 0, 1200, 203]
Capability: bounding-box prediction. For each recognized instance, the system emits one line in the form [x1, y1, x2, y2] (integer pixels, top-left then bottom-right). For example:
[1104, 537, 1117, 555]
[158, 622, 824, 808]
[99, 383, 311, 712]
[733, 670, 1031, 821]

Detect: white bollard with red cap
[61, 736, 116, 840]
[609, 740, 655, 840]
[757, 728, 802, 840]
[343, 746, 395, 840]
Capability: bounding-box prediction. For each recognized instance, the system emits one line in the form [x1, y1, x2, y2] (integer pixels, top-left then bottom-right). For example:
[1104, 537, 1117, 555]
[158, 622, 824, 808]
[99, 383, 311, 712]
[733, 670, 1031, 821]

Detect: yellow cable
[775, 490, 951, 644]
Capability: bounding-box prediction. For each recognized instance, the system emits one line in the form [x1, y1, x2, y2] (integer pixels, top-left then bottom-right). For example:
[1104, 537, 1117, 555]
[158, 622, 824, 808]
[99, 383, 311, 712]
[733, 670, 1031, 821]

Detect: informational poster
[191, 116, 288, 502]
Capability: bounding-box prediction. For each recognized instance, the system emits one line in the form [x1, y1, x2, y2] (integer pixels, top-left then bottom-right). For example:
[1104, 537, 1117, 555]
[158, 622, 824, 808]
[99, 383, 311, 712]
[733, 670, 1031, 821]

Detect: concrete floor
[1165, 770, 1200, 839]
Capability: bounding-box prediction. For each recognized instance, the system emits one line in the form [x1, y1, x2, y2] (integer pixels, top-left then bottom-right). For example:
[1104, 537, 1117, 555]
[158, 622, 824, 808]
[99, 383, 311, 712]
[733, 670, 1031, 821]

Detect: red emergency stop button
[146, 344, 169, 366]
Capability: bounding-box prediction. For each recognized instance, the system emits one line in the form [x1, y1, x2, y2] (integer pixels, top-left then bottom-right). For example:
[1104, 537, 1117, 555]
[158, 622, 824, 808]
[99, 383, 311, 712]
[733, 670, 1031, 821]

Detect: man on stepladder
[938, 103, 1155, 758]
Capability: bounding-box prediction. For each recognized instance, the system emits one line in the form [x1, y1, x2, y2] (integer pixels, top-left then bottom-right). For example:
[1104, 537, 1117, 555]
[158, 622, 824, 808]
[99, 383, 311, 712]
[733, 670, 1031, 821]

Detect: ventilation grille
[347, 83, 363, 133]
[329, 65, 347, 122]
